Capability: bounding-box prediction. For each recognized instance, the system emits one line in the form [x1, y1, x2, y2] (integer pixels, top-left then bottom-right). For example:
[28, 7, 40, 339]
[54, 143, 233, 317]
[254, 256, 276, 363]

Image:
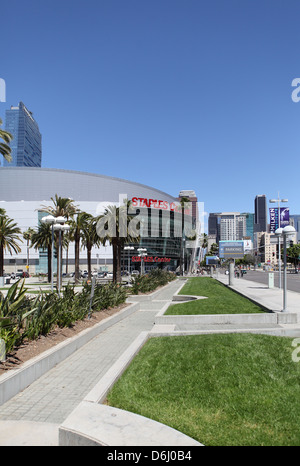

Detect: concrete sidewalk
[216, 273, 300, 315]
[0, 279, 184, 445]
[0, 276, 300, 446]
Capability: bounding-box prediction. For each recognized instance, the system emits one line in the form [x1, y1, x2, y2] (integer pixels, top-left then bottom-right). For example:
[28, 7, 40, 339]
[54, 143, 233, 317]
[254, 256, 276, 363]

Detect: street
[237, 269, 300, 294]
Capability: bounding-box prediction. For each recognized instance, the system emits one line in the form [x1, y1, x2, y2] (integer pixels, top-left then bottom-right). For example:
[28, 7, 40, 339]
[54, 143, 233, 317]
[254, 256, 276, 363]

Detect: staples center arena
[0, 168, 200, 275]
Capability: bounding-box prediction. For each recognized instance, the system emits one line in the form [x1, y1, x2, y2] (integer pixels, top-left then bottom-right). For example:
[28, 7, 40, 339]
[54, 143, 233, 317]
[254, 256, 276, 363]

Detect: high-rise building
[208, 213, 220, 242]
[290, 215, 300, 242]
[3, 102, 42, 167]
[254, 195, 267, 232]
[241, 212, 254, 242]
[209, 212, 248, 242]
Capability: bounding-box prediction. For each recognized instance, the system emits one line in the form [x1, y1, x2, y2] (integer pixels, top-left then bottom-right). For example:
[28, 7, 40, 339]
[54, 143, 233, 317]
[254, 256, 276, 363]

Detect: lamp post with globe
[275, 225, 296, 312]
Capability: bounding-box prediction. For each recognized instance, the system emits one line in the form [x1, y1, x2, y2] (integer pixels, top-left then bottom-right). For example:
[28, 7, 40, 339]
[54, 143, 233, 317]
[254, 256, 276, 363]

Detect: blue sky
[1, 0, 300, 223]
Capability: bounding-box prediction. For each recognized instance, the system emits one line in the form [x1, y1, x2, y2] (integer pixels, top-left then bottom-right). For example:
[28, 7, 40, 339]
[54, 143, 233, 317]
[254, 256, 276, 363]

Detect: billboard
[206, 256, 219, 265]
[219, 241, 244, 259]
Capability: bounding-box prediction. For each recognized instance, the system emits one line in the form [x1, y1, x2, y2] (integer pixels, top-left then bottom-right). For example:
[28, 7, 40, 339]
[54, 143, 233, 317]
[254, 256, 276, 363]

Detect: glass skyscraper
[3, 102, 42, 167]
[254, 195, 267, 232]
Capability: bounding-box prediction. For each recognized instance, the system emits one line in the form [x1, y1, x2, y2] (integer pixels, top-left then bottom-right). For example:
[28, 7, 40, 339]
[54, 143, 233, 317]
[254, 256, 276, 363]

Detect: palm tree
[69, 211, 89, 282]
[23, 227, 35, 274]
[0, 118, 13, 164]
[41, 195, 77, 219]
[0, 215, 22, 277]
[31, 222, 53, 282]
[41, 195, 77, 283]
[96, 200, 139, 283]
[81, 214, 101, 280]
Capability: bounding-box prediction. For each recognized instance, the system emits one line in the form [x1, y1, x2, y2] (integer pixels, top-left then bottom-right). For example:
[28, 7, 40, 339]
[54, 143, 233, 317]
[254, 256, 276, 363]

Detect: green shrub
[130, 269, 176, 295]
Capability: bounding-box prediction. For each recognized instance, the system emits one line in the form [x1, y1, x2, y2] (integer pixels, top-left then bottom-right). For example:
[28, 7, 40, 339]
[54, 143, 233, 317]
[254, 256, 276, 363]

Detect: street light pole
[269, 193, 288, 289]
[275, 225, 296, 312]
[137, 248, 147, 275]
[124, 246, 134, 275]
[42, 215, 56, 292]
[41, 215, 70, 292]
[54, 222, 70, 295]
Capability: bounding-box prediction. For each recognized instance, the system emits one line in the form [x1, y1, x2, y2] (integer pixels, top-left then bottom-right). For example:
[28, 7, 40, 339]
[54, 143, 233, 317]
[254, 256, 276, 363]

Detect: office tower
[254, 195, 267, 232]
[3, 102, 42, 167]
[178, 190, 198, 223]
[290, 215, 300, 242]
[208, 213, 220, 240]
[241, 212, 254, 242]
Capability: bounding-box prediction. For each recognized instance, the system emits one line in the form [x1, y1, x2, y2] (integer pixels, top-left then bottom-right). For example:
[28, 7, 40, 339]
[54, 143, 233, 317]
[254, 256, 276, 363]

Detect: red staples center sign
[131, 197, 191, 214]
[132, 256, 171, 263]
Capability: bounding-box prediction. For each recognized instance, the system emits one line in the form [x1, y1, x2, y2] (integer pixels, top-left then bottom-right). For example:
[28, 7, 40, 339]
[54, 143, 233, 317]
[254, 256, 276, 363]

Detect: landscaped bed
[107, 333, 300, 446]
[165, 277, 265, 315]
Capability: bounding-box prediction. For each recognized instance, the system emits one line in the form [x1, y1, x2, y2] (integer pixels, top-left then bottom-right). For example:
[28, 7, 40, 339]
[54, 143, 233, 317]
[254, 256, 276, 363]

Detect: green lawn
[107, 333, 300, 446]
[165, 277, 265, 315]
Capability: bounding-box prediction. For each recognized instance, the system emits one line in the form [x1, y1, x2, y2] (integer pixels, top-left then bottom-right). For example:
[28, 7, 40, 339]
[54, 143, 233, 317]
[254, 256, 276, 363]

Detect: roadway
[236, 269, 300, 294]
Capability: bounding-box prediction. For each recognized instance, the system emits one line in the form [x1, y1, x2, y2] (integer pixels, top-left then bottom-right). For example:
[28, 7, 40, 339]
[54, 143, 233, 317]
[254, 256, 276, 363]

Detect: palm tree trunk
[0, 244, 4, 277]
[116, 243, 122, 283]
[112, 240, 118, 283]
[87, 246, 92, 280]
[75, 235, 80, 282]
[47, 246, 52, 283]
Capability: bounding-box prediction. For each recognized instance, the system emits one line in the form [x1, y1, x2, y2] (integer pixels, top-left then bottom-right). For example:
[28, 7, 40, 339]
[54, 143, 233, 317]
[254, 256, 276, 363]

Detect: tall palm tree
[69, 211, 89, 282]
[81, 214, 101, 280]
[31, 222, 53, 282]
[0, 215, 22, 277]
[23, 227, 35, 274]
[0, 118, 13, 164]
[96, 200, 139, 283]
[41, 195, 77, 219]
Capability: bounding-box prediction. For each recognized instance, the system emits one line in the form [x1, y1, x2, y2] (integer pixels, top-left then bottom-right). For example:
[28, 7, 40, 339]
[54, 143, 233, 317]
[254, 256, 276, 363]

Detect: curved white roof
[0, 167, 177, 203]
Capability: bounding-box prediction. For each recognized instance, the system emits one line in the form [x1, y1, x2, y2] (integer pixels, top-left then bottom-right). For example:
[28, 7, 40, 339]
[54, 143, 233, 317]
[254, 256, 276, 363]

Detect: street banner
[280, 207, 289, 228]
[269, 207, 278, 233]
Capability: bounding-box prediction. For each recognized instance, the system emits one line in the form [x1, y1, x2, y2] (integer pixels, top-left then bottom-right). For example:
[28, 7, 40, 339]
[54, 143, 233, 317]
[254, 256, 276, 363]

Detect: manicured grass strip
[165, 277, 265, 315]
[107, 334, 300, 446]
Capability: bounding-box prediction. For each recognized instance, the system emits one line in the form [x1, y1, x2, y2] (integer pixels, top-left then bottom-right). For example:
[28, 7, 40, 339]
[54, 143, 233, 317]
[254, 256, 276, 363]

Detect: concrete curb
[59, 329, 202, 446]
[0, 302, 140, 406]
[155, 311, 298, 326]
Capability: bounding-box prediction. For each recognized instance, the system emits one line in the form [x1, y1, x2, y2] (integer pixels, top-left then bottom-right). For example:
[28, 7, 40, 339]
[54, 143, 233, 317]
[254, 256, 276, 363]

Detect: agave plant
[0, 280, 32, 353]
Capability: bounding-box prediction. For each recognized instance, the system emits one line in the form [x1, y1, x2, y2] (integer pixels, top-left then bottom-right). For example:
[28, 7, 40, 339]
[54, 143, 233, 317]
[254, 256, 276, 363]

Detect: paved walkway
[0, 279, 183, 445]
[0, 276, 300, 445]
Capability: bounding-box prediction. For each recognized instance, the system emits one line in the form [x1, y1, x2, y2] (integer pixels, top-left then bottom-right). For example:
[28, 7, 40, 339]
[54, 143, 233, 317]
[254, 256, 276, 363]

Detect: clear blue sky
[1, 0, 300, 223]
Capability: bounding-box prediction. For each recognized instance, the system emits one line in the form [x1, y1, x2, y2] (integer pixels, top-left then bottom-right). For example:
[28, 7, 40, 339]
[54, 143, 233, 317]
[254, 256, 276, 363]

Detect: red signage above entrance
[132, 256, 171, 263]
[131, 197, 191, 214]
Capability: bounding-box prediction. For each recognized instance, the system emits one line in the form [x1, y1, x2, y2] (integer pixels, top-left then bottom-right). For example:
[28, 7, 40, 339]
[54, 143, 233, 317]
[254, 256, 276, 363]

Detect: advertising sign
[280, 207, 290, 228]
[206, 256, 219, 265]
[269, 207, 279, 233]
[219, 241, 244, 259]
